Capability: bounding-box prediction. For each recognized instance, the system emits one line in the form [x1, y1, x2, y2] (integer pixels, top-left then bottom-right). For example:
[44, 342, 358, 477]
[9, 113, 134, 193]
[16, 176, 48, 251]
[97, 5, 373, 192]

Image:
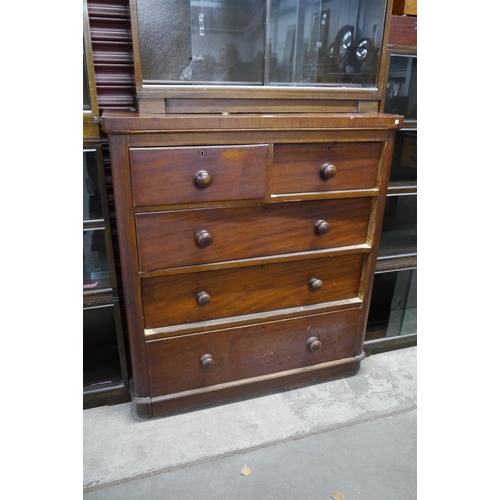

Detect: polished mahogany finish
[388, 15, 417, 49]
[147, 308, 361, 398]
[135, 199, 371, 271]
[271, 142, 381, 194]
[130, 145, 267, 206]
[140, 254, 363, 329]
[102, 111, 402, 417]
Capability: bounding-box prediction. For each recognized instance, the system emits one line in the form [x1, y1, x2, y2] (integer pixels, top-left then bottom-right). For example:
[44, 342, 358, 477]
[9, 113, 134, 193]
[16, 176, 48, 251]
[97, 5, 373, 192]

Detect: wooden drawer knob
[197, 291, 211, 306]
[320, 163, 337, 179]
[195, 170, 212, 188]
[315, 220, 330, 235]
[307, 337, 322, 352]
[309, 277, 323, 291]
[196, 230, 213, 248]
[200, 354, 215, 370]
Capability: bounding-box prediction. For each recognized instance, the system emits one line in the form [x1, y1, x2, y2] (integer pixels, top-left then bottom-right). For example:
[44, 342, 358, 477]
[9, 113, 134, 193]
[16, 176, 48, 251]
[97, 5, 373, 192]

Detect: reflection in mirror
[136, 0, 386, 89]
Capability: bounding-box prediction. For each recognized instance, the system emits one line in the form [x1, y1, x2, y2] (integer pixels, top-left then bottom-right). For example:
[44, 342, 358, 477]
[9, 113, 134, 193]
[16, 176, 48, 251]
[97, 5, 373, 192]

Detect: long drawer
[147, 308, 360, 397]
[271, 142, 382, 194]
[135, 198, 372, 271]
[130, 145, 268, 207]
[141, 253, 364, 329]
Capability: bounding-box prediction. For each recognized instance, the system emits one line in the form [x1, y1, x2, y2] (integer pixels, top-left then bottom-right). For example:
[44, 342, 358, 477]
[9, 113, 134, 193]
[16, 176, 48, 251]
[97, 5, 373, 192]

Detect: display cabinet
[130, 0, 395, 113]
[364, 11, 417, 354]
[83, 142, 130, 409]
[83, 0, 130, 408]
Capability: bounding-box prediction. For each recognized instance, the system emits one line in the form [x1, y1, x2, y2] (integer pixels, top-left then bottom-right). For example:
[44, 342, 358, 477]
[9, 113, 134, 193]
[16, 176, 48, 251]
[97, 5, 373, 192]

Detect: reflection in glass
[387, 269, 417, 337]
[378, 194, 417, 256]
[83, 304, 122, 387]
[384, 54, 417, 119]
[83, 43, 91, 110]
[366, 269, 417, 338]
[389, 131, 417, 186]
[83, 229, 111, 291]
[83, 150, 103, 221]
[136, 0, 386, 88]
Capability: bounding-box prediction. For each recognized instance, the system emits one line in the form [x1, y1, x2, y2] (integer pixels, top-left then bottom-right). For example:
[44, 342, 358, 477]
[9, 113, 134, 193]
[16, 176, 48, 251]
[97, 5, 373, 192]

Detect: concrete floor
[83, 346, 417, 499]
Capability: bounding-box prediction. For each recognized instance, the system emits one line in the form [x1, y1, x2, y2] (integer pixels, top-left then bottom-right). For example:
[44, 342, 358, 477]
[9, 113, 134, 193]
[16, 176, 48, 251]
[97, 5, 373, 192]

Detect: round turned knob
[196, 230, 213, 248]
[195, 170, 212, 188]
[320, 163, 337, 179]
[200, 354, 215, 370]
[307, 337, 322, 352]
[309, 277, 323, 291]
[314, 220, 330, 235]
[197, 291, 211, 306]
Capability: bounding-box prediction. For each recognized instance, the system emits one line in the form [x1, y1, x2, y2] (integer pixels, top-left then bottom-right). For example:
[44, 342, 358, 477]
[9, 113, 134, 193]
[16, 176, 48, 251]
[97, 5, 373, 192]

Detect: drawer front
[136, 198, 371, 271]
[271, 142, 381, 194]
[141, 254, 363, 329]
[147, 308, 360, 397]
[130, 145, 267, 207]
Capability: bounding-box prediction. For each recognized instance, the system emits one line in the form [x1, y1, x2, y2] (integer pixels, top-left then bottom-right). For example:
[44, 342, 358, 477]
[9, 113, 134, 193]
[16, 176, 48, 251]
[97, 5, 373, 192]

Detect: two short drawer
[130, 141, 382, 207]
[147, 308, 360, 397]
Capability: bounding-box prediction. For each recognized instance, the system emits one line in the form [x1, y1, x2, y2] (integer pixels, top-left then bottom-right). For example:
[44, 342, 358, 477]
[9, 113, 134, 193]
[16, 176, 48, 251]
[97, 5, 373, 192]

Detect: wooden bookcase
[364, 12, 417, 355]
[83, 0, 130, 408]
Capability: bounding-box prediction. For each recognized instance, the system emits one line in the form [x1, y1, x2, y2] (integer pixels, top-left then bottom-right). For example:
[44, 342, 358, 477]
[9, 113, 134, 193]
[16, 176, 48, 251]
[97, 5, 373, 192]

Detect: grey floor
[83, 346, 417, 499]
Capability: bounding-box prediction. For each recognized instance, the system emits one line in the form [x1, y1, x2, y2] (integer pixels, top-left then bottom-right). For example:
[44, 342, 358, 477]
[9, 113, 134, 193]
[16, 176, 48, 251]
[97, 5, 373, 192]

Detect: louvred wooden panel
[86, 0, 136, 111]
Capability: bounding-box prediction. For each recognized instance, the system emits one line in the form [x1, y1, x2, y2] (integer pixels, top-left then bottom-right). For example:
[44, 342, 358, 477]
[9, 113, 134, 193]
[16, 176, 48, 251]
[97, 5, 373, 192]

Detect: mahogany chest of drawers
[102, 111, 402, 417]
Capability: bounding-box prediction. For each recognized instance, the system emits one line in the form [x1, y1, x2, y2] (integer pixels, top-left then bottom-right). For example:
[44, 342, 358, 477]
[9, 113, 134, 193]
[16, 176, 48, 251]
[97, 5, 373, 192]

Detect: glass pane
[385, 268, 417, 337]
[384, 54, 417, 119]
[366, 269, 417, 339]
[136, 0, 386, 89]
[83, 150, 103, 221]
[83, 229, 112, 292]
[378, 194, 417, 257]
[83, 43, 92, 110]
[83, 304, 123, 387]
[389, 130, 417, 187]
[400, 269, 417, 335]
[269, 0, 385, 87]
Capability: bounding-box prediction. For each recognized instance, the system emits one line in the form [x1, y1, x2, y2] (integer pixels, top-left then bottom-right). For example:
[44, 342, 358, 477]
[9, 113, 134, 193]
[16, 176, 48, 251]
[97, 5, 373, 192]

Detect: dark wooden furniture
[364, 13, 417, 354]
[102, 111, 402, 417]
[83, 0, 130, 408]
